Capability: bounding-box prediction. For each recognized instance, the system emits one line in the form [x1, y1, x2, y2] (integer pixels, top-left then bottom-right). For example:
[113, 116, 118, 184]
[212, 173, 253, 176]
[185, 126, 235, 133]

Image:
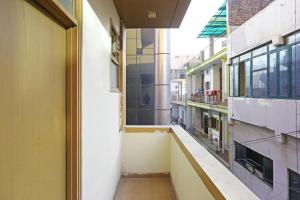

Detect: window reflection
[279, 49, 289, 97]
[292, 44, 300, 97]
[269, 53, 277, 97]
[253, 70, 267, 97]
[126, 29, 156, 125]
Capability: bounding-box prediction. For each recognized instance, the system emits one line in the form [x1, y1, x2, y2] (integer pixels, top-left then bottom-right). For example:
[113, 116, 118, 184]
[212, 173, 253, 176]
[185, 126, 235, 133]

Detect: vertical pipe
[154, 29, 171, 125]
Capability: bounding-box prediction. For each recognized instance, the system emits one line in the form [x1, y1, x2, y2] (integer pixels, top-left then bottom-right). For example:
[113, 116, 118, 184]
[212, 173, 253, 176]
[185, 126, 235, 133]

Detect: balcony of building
[113, 126, 258, 200]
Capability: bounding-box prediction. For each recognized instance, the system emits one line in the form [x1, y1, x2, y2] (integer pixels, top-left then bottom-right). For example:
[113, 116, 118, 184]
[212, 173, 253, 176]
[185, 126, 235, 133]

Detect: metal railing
[189, 90, 223, 105]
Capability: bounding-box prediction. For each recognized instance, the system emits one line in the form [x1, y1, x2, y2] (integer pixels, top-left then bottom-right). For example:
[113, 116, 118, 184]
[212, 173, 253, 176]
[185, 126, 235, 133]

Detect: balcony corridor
[114, 177, 176, 200]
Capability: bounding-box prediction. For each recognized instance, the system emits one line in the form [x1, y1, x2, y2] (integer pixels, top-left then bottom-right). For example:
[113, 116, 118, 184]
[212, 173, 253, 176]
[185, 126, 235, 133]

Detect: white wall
[122, 132, 170, 174]
[230, 121, 300, 200]
[170, 137, 214, 200]
[228, 97, 300, 138]
[228, 0, 300, 58]
[82, 0, 121, 200]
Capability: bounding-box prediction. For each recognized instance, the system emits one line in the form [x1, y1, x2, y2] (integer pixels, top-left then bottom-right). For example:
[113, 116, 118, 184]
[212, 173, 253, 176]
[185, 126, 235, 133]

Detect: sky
[170, 0, 224, 56]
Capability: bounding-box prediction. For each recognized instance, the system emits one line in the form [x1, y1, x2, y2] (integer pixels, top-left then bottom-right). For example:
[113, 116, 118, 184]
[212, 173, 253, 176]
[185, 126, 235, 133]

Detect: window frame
[291, 43, 300, 98]
[110, 19, 121, 92]
[235, 142, 273, 187]
[229, 31, 300, 99]
[252, 53, 268, 98]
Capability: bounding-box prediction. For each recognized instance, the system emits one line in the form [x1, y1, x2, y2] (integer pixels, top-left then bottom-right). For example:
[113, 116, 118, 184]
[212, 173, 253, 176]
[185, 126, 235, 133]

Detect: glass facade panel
[292, 44, 300, 97]
[245, 60, 251, 96]
[269, 53, 277, 97]
[279, 49, 289, 97]
[253, 55, 267, 71]
[126, 29, 156, 125]
[253, 70, 267, 97]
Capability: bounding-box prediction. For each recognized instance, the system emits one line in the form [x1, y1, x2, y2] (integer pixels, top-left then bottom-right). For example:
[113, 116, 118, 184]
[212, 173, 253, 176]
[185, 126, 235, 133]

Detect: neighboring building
[126, 28, 171, 125]
[171, 56, 188, 128]
[227, 0, 300, 199]
[185, 1, 230, 165]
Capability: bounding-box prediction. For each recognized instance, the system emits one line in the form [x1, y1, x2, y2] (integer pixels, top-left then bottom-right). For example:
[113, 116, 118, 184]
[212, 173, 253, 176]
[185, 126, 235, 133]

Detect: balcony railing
[189, 90, 225, 105]
[187, 126, 229, 164]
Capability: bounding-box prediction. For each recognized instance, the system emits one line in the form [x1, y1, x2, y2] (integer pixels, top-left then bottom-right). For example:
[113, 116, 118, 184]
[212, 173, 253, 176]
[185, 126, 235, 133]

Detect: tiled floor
[114, 177, 177, 200]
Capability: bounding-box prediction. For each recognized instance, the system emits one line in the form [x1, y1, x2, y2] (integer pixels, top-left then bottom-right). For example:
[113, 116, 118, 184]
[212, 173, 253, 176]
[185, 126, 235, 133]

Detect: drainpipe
[154, 29, 171, 125]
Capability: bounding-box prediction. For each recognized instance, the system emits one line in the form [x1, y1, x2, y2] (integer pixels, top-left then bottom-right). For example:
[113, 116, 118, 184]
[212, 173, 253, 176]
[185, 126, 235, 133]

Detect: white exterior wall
[230, 121, 300, 200]
[228, 0, 300, 58]
[228, 1, 300, 199]
[228, 98, 300, 137]
[82, 1, 122, 200]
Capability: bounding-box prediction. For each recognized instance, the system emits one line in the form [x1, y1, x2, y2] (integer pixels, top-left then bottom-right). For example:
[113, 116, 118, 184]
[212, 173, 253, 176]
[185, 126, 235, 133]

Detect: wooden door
[0, 1, 67, 199]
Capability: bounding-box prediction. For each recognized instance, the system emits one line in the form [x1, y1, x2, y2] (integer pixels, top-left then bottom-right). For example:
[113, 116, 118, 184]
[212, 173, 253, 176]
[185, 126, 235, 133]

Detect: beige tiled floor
[114, 177, 177, 200]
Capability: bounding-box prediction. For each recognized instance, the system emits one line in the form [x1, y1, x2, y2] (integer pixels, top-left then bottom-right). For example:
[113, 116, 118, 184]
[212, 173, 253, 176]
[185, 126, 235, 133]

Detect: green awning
[197, 0, 227, 38]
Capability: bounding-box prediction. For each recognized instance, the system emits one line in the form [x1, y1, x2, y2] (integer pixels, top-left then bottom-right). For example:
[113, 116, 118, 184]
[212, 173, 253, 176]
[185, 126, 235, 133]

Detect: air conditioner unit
[272, 35, 285, 46]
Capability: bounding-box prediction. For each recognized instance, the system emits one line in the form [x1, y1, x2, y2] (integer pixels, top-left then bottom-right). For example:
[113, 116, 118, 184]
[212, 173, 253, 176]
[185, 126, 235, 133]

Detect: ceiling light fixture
[147, 11, 157, 19]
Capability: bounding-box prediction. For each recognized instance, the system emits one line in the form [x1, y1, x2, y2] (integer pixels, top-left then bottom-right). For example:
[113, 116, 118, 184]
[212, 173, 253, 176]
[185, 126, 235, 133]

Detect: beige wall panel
[0, 1, 66, 199]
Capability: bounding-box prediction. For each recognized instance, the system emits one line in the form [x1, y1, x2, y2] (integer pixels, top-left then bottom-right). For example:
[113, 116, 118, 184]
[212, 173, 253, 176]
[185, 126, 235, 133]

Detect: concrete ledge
[171, 125, 259, 200]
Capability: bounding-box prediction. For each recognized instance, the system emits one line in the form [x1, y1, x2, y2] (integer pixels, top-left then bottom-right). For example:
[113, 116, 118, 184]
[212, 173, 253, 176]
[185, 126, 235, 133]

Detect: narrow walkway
[114, 177, 177, 200]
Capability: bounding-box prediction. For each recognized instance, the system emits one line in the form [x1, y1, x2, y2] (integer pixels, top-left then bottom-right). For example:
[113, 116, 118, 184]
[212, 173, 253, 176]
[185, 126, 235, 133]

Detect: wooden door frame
[33, 1, 83, 200]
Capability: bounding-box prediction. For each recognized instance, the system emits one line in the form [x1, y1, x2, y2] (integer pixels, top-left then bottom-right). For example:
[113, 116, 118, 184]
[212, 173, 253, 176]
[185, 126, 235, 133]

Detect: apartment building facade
[185, 1, 230, 165]
[227, 0, 300, 199]
[171, 56, 188, 128]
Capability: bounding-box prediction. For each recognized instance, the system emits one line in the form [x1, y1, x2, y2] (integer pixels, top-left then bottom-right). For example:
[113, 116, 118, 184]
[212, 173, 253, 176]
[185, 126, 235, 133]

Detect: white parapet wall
[122, 126, 259, 200]
[122, 131, 170, 174]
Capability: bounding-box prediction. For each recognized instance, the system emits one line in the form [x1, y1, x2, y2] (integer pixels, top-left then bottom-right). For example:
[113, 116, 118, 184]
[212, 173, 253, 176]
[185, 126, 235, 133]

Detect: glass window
[287, 32, 300, 44]
[232, 57, 239, 64]
[253, 55, 267, 71]
[235, 142, 247, 165]
[110, 24, 120, 91]
[234, 64, 239, 96]
[235, 142, 273, 186]
[230, 65, 234, 96]
[279, 49, 289, 97]
[253, 46, 268, 57]
[240, 52, 251, 62]
[245, 60, 251, 97]
[269, 53, 277, 97]
[263, 157, 273, 186]
[253, 70, 267, 97]
[289, 169, 300, 200]
[292, 44, 300, 97]
[268, 44, 277, 52]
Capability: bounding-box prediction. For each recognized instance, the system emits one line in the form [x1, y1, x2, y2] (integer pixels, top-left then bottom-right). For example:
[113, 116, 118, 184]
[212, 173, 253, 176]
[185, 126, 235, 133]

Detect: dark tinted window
[292, 44, 300, 98]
